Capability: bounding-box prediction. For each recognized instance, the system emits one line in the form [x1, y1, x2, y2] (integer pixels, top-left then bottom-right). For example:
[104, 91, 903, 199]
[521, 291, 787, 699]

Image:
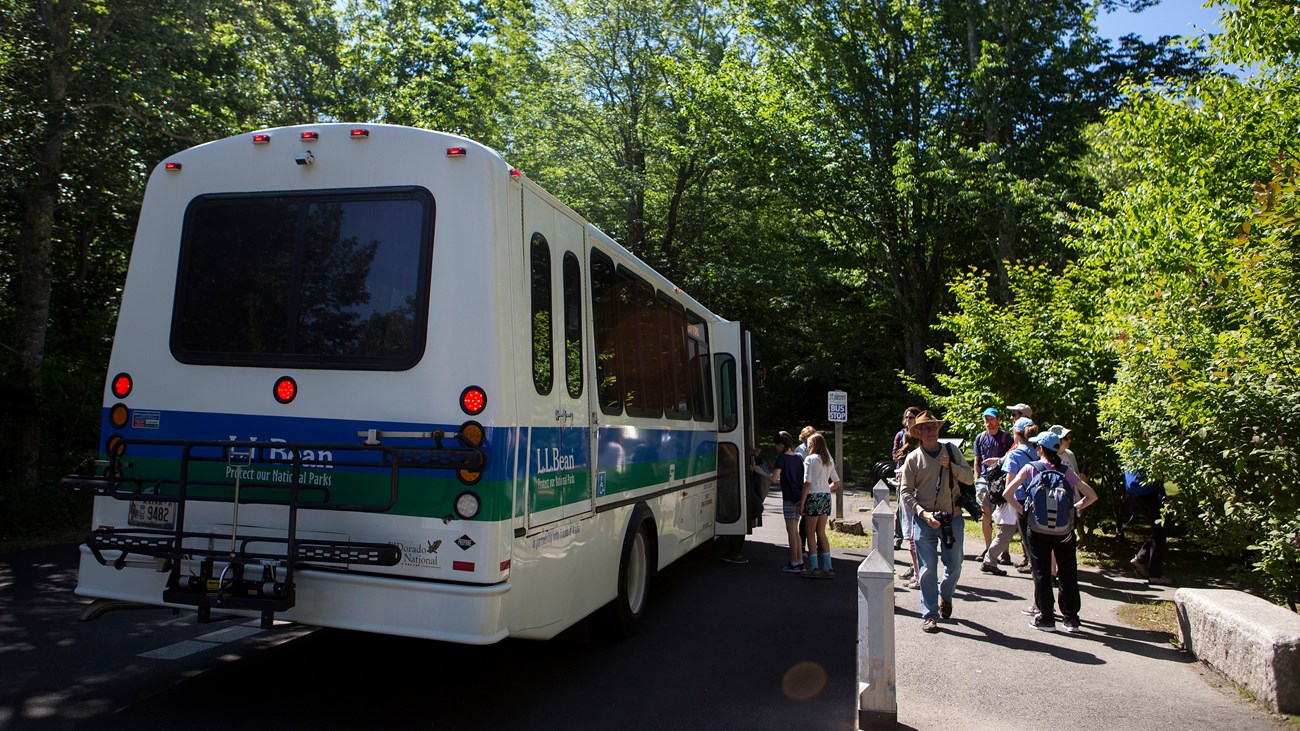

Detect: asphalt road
[0, 491, 1288, 730]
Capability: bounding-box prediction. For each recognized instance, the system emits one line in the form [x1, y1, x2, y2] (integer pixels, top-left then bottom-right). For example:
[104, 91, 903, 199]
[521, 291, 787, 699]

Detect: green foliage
[923, 9, 1300, 606]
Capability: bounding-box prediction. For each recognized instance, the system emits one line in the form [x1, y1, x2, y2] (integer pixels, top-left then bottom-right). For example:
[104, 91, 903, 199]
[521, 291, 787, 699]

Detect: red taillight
[252, 133, 271, 144]
[274, 376, 297, 404]
[300, 131, 319, 141]
[164, 162, 182, 171]
[447, 147, 468, 157]
[460, 386, 486, 415]
[111, 373, 133, 399]
[453, 561, 474, 572]
[350, 128, 370, 139]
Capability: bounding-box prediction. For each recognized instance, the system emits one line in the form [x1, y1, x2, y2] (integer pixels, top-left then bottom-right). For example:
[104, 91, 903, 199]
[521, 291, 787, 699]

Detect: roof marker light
[447, 147, 468, 157]
[350, 128, 370, 139]
[253, 134, 271, 144]
[164, 162, 182, 171]
[300, 131, 319, 141]
[509, 168, 521, 178]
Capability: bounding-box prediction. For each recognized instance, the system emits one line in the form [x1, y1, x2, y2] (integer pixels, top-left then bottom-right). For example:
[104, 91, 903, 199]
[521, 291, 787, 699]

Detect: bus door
[711, 322, 754, 536]
[523, 189, 593, 531]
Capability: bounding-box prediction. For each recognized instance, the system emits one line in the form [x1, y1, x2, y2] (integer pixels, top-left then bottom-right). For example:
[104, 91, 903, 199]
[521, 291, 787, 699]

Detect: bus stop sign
[827, 390, 848, 423]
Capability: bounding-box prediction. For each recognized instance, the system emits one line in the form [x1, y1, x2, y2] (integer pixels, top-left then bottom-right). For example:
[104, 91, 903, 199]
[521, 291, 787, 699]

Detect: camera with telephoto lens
[934, 511, 956, 549]
[955, 489, 983, 522]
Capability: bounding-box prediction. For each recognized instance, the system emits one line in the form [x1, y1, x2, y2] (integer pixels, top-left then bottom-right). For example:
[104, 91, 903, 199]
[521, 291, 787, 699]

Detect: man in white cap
[1007, 403, 1033, 420]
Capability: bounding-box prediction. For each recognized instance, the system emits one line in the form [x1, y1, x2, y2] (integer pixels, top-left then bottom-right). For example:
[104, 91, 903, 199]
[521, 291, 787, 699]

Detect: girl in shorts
[801, 433, 842, 579]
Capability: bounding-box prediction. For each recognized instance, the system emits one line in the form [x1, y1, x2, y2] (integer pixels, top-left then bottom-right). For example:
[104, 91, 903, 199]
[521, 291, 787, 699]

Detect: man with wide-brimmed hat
[899, 410, 973, 634]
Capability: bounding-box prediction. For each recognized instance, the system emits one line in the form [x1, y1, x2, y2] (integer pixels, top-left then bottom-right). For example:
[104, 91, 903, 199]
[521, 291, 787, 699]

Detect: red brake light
[164, 162, 182, 171]
[350, 128, 370, 139]
[460, 386, 486, 415]
[111, 373, 133, 399]
[274, 376, 298, 404]
[447, 147, 468, 157]
[300, 131, 319, 141]
[253, 133, 271, 144]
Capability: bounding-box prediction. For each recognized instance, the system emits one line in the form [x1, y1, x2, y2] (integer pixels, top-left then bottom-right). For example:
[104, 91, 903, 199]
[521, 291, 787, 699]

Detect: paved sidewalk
[749, 488, 1287, 731]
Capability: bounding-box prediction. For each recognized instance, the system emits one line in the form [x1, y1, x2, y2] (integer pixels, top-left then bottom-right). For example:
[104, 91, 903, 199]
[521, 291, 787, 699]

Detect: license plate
[127, 500, 175, 530]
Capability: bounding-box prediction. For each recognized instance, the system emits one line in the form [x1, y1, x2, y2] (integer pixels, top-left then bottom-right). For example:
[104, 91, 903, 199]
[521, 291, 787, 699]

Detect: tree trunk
[12, 0, 74, 497]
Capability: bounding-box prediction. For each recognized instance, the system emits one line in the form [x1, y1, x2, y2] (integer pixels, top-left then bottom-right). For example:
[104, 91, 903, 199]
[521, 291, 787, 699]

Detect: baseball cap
[1012, 417, 1034, 433]
[1031, 432, 1062, 452]
[1049, 424, 1073, 439]
[981, 407, 1000, 418]
[1008, 403, 1034, 417]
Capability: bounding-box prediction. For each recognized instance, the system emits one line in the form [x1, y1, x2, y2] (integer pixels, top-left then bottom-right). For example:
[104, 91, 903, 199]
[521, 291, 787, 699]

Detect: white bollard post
[871, 500, 895, 569]
[872, 481, 889, 507]
[857, 550, 897, 730]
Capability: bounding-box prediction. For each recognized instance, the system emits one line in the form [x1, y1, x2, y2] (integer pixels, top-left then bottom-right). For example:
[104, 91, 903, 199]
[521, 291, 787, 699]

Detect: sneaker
[1015, 560, 1029, 569]
[802, 567, 817, 579]
[921, 618, 940, 633]
[1130, 558, 1149, 579]
[980, 563, 1008, 576]
[781, 562, 804, 573]
[1147, 575, 1174, 586]
[999, 554, 1014, 566]
[1017, 564, 1032, 574]
[1028, 614, 1056, 632]
[722, 555, 749, 564]
[1021, 605, 1038, 616]
[1062, 616, 1081, 633]
[820, 568, 835, 580]
[975, 549, 988, 563]
[940, 598, 952, 619]
[900, 566, 915, 580]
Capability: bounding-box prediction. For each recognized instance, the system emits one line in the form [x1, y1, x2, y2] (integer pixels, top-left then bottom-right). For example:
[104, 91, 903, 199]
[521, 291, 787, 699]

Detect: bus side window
[590, 249, 621, 415]
[716, 354, 737, 433]
[531, 233, 553, 396]
[562, 252, 583, 399]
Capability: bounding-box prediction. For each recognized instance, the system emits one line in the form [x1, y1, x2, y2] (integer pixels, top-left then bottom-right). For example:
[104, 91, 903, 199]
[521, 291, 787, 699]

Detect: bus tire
[603, 506, 655, 639]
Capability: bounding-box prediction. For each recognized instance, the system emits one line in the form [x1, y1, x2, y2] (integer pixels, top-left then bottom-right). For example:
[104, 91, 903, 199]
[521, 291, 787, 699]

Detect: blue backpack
[1026, 463, 1075, 536]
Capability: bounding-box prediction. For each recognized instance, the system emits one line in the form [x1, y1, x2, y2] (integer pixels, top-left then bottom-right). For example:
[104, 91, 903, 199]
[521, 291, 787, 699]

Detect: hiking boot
[1028, 614, 1056, 632]
[981, 563, 1008, 576]
[802, 566, 817, 579]
[1130, 558, 1149, 578]
[976, 549, 988, 563]
[1147, 574, 1174, 586]
[1062, 616, 1081, 634]
[1017, 564, 1032, 574]
[781, 562, 803, 573]
[900, 566, 914, 580]
[819, 568, 836, 580]
[921, 618, 940, 634]
[940, 598, 952, 619]
[999, 554, 1014, 566]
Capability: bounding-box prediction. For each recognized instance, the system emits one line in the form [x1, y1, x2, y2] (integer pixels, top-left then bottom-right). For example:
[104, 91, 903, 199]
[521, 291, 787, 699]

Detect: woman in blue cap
[1003, 431, 1098, 633]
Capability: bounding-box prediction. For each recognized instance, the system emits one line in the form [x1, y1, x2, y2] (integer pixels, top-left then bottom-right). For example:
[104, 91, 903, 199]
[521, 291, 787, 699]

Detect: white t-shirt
[803, 453, 840, 495]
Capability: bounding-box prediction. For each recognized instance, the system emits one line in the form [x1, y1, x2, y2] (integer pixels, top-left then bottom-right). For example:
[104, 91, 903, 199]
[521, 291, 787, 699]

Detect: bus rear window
[171, 188, 433, 370]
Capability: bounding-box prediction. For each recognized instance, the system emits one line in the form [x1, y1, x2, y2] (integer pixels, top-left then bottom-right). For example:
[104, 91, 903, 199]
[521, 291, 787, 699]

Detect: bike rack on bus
[62, 437, 486, 628]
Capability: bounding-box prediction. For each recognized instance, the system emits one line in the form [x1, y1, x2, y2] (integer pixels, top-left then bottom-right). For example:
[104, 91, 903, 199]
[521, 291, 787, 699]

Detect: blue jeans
[912, 514, 964, 620]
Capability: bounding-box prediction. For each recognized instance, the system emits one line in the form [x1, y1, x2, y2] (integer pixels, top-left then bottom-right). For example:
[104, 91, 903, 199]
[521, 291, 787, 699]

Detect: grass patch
[1115, 599, 1180, 646]
[828, 530, 873, 549]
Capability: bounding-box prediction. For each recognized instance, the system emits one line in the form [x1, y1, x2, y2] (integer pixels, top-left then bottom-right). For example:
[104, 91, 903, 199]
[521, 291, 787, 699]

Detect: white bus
[64, 123, 757, 643]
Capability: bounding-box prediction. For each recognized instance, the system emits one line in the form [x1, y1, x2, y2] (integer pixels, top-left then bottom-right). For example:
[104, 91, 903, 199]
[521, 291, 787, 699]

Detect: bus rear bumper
[74, 545, 511, 644]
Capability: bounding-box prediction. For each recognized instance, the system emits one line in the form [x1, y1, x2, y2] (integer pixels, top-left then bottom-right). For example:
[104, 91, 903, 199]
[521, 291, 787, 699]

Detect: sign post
[827, 390, 848, 519]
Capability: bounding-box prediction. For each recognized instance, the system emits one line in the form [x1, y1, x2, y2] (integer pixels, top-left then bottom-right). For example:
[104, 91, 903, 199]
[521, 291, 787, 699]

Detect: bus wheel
[604, 508, 654, 639]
